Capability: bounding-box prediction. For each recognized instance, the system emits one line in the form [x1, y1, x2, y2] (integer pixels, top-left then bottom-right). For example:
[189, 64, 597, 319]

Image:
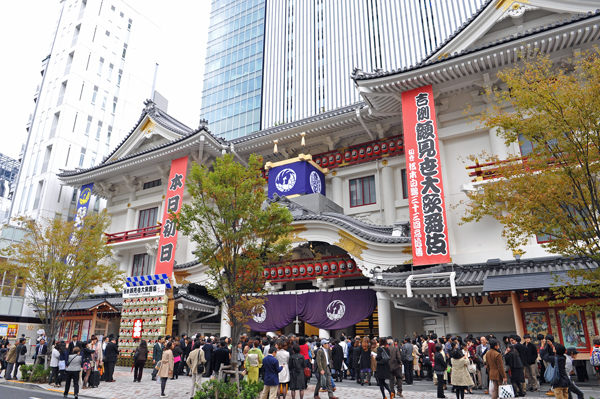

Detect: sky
[0, 0, 211, 160]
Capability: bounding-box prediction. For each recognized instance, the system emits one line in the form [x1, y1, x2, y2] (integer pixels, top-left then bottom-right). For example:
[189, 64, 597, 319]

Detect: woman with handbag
[63, 346, 82, 399]
[157, 341, 174, 398]
[289, 344, 307, 399]
[49, 343, 62, 387]
[450, 346, 474, 399]
[81, 339, 97, 389]
[171, 341, 183, 380]
[133, 340, 148, 383]
[505, 344, 526, 397]
[375, 338, 394, 399]
[276, 339, 291, 399]
[186, 341, 206, 399]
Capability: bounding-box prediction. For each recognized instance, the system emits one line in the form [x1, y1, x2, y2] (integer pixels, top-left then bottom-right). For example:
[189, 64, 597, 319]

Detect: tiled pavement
[2, 368, 600, 399]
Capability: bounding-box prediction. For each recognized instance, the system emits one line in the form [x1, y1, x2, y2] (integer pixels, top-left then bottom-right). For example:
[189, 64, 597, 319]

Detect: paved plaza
[2, 367, 600, 399]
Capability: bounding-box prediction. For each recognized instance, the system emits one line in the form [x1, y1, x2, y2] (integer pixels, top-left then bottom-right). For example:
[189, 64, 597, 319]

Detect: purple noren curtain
[246, 289, 376, 332]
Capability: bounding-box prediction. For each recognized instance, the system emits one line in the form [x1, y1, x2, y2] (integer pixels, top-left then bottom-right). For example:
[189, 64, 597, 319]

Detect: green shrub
[19, 364, 34, 381]
[194, 379, 264, 399]
[29, 364, 51, 383]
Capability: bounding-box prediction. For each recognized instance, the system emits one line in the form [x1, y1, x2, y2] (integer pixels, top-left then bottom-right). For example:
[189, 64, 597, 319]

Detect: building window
[49, 112, 60, 139]
[101, 93, 107, 110]
[121, 44, 127, 59]
[519, 134, 535, 156]
[97, 57, 104, 76]
[117, 69, 122, 86]
[138, 207, 158, 229]
[96, 121, 102, 139]
[78, 148, 86, 167]
[107, 63, 113, 81]
[401, 169, 408, 199]
[107, 125, 112, 143]
[33, 180, 44, 210]
[127, 18, 132, 30]
[41, 145, 52, 173]
[85, 115, 92, 135]
[112, 96, 117, 114]
[91, 85, 98, 104]
[57, 81, 67, 106]
[143, 179, 162, 190]
[349, 176, 376, 207]
[132, 254, 153, 277]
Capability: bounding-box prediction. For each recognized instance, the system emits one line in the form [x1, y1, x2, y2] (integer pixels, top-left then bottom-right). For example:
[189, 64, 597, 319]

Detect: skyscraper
[10, 0, 158, 222]
[200, 0, 487, 140]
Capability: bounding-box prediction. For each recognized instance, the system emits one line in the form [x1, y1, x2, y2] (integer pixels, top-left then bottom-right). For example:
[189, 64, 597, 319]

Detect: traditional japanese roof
[64, 299, 119, 313]
[173, 287, 219, 307]
[58, 100, 223, 179]
[351, 9, 600, 82]
[372, 256, 598, 291]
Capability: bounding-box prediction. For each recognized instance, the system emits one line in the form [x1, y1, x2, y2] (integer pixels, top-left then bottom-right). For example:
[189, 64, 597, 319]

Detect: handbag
[196, 350, 205, 374]
[499, 384, 515, 398]
[304, 367, 312, 378]
[467, 361, 477, 374]
[544, 358, 560, 385]
[173, 355, 181, 363]
[319, 373, 327, 387]
[58, 360, 66, 371]
[155, 361, 161, 370]
[17, 352, 26, 363]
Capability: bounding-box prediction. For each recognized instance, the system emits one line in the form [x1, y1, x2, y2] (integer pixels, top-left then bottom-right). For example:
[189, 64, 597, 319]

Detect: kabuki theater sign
[401, 85, 451, 266]
[155, 156, 189, 275]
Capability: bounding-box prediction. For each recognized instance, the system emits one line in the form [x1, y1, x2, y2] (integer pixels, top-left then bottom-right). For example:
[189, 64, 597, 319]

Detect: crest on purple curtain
[245, 294, 298, 332]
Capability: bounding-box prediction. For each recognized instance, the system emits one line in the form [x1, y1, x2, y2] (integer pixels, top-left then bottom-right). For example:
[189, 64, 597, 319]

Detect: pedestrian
[81, 339, 97, 389]
[476, 336, 490, 393]
[4, 340, 16, 380]
[352, 338, 362, 384]
[590, 338, 600, 387]
[34, 338, 48, 366]
[542, 341, 570, 399]
[68, 335, 79, 355]
[371, 339, 379, 386]
[158, 341, 174, 398]
[260, 346, 283, 399]
[49, 342, 61, 387]
[13, 338, 27, 380]
[487, 339, 508, 399]
[245, 339, 264, 383]
[401, 336, 414, 385]
[413, 339, 422, 381]
[434, 344, 447, 399]
[276, 338, 291, 399]
[171, 340, 182, 380]
[388, 337, 403, 397]
[450, 345, 473, 399]
[151, 335, 165, 381]
[103, 336, 119, 382]
[523, 334, 539, 392]
[332, 339, 344, 382]
[236, 341, 246, 372]
[133, 340, 148, 382]
[186, 341, 206, 399]
[376, 337, 393, 399]
[505, 344, 526, 397]
[289, 344, 307, 399]
[63, 346, 82, 399]
[212, 340, 230, 377]
[56, 343, 69, 387]
[566, 347, 584, 399]
[359, 336, 372, 386]
[313, 339, 338, 399]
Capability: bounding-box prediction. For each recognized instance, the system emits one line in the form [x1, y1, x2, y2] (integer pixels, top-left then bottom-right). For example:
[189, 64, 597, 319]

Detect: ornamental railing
[105, 224, 161, 244]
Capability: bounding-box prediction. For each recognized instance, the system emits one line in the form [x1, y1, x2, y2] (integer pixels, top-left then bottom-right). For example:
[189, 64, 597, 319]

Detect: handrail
[105, 224, 161, 244]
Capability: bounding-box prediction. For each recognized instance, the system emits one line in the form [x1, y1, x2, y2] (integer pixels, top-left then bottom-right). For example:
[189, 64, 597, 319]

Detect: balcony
[105, 224, 161, 244]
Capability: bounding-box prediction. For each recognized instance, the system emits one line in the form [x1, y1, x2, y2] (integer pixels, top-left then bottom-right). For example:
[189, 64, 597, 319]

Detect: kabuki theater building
[59, 0, 600, 361]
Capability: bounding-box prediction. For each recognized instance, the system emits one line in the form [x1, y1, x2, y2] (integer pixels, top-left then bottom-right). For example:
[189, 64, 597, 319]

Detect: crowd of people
[1, 331, 600, 399]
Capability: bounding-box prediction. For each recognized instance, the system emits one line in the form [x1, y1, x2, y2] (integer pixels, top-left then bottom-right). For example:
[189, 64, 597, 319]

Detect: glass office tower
[201, 0, 266, 140]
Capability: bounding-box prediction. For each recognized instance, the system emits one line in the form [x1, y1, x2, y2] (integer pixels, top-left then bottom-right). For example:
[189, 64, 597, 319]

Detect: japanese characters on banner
[155, 156, 189, 275]
[401, 85, 451, 266]
[75, 183, 94, 228]
[132, 319, 143, 339]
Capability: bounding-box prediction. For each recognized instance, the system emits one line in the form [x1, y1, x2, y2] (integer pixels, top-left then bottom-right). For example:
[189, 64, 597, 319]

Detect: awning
[482, 271, 574, 292]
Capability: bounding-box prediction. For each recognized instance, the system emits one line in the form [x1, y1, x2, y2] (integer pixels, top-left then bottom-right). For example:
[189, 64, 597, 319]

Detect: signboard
[123, 284, 166, 298]
[132, 319, 143, 339]
[268, 160, 326, 198]
[401, 85, 451, 266]
[7, 324, 17, 338]
[155, 156, 189, 275]
[0, 324, 7, 336]
[75, 183, 94, 227]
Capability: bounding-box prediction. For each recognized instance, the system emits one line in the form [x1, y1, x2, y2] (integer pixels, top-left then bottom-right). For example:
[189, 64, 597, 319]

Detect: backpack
[591, 347, 600, 367]
[544, 358, 560, 385]
[247, 353, 259, 367]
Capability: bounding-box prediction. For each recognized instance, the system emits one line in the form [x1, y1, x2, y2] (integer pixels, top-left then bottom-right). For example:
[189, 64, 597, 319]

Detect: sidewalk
[2, 368, 600, 399]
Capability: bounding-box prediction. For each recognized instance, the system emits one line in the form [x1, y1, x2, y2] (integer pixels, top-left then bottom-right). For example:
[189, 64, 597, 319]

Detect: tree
[0, 212, 125, 367]
[172, 153, 293, 381]
[461, 48, 600, 314]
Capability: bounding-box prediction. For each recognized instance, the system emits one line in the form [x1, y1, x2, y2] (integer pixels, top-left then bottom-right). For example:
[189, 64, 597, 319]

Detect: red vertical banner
[154, 156, 189, 275]
[401, 85, 451, 266]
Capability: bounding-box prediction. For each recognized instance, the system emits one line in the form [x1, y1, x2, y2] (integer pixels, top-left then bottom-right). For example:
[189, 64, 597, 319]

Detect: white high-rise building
[11, 0, 159, 222]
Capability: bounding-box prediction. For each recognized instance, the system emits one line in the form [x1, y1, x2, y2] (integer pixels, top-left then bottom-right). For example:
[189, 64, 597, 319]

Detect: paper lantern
[351, 149, 359, 160]
[358, 147, 366, 159]
[263, 268, 270, 278]
[475, 296, 483, 305]
[451, 297, 459, 306]
[314, 263, 322, 275]
[330, 261, 338, 274]
[338, 260, 347, 273]
[381, 141, 389, 153]
[366, 146, 373, 157]
[321, 156, 328, 167]
[373, 144, 381, 155]
[270, 268, 277, 278]
[322, 262, 330, 274]
[347, 259, 356, 272]
[344, 151, 351, 162]
[307, 264, 315, 276]
[284, 266, 292, 278]
[463, 297, 471, 305]
[335, 153, 343, 164]
[299, 265, 307, 276]
[388, 140, 395, 152]
[277, 267, 285, 278]
[292, 265, 299, 276]
[315, 158, 321, 166]
[397, 138, 404, 149]
[328, 155, 335, 165]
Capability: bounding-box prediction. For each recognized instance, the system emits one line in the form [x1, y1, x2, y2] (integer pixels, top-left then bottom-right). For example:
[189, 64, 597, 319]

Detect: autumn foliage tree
[172, 153, 293, 376]
[0, 212, 125, 367]
[461, 48, 600, 314]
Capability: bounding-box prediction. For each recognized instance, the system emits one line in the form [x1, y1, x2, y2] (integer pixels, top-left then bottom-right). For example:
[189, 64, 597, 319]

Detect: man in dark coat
[34, 338, 48, 366]
[389, 338, 404, 397]
[13, 338, 27, 380]
[331, 339, 344, 382]
[259, 346, 283, 399]
[202, 338, 214, 377]
[511, 335, 529, 394]
[523, 334, 539, 392]
[211, 340, 230, 375]
[314, 339, 339, 399]
[151, 335, 165, 381]
[67, 335, 79, 355]
[103, 336, 119, 382]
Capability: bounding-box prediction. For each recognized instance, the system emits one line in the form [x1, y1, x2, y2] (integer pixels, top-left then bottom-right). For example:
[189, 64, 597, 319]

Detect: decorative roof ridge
[173, 287, 219, 306]
[351, 9, 600, 81]
[229, 102, 366, 145]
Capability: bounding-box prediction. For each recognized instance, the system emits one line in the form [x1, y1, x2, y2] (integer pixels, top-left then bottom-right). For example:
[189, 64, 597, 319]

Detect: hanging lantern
[381, 141, 389, 153]
[321, 156, 329, 167]
[344, 151, 351, 162]
[335, 153, 343, 164]
[322, 262, 330, 274]
[292, 265, 299, 276]
[270, 268, 277, 278]
[373, 144, 381, 155]
[500, 296, 508, 303]
[314, 263, 322, 275]
[299, 264, 307, 276]
[463, 297, 471, 305]
[366, 145, 373, 157]
[451, 297, 459, 306]
[351, 149, 359, 160]
[347, 259, 356, 272]
[439, 297, 448, 307]
[284, 266, 292, 278]
[328, 155, 335, 165]
[475, 296, 483, 305]
[397, 138, 404, 150]
[277, 267, 285, 279]
[330, 261, 338, 274]
[315, 158, 321, 166]
[338, 260, 347, 273]
[388, 140, 395, 152]
[358, 147, 366, 159]
[263, 268, 270, 278]
[307, 264, 315, 276]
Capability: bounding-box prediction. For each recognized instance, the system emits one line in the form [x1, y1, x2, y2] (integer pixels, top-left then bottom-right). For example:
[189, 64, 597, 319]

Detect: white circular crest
[253, 305, 267, 323]
[309, 171, 322, 193]
[326, 300, 346, 321]
[275, 168, 297, 193]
